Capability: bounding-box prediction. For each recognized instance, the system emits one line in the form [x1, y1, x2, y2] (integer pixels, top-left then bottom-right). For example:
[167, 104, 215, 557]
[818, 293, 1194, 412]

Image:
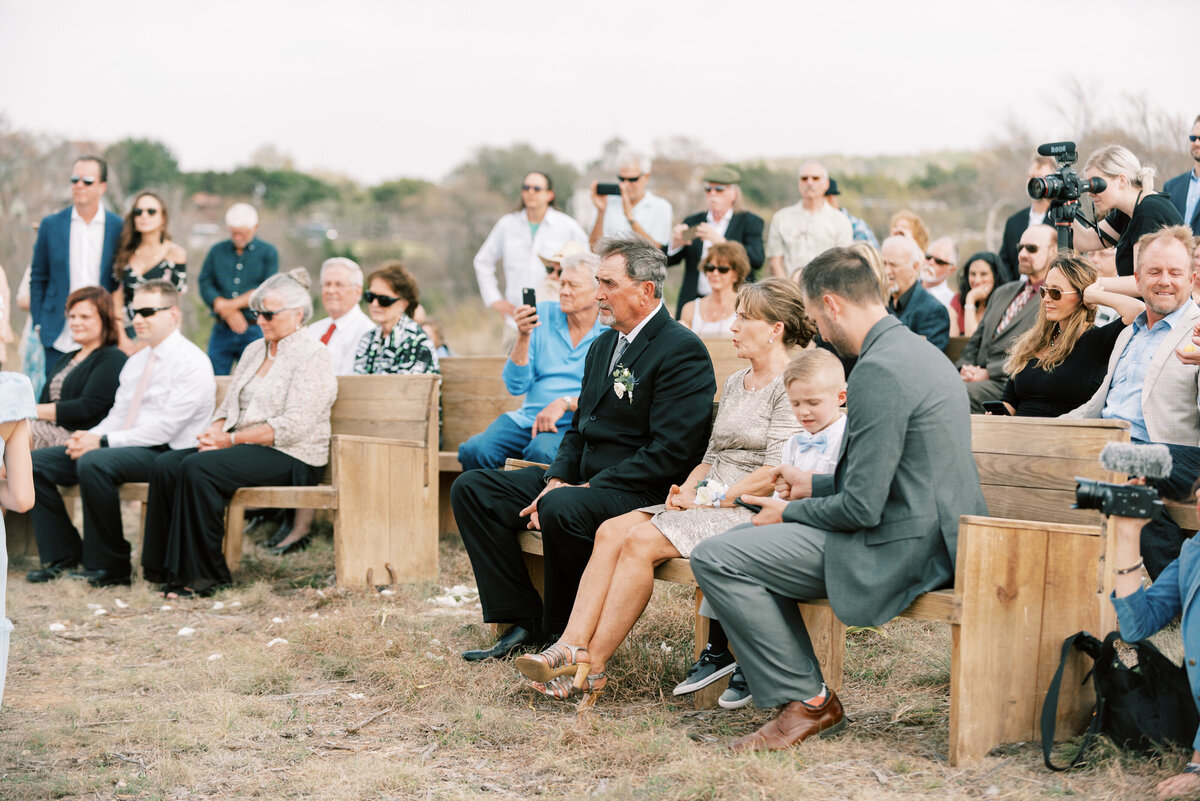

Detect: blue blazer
[30, 206, 121, 347]
[890, 282, 950, 352]
[1162, 171, 1200, 236]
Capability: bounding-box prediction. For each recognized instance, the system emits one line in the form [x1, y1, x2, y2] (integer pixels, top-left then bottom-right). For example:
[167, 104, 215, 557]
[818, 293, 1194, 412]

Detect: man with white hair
[882, 235, 950, 351]
[767, 161, 853, 278]
[589, 151, 673, 247]
[921, 237, 959, 311]
[198, 203, 279, 374]
[307, 257, 374, 375]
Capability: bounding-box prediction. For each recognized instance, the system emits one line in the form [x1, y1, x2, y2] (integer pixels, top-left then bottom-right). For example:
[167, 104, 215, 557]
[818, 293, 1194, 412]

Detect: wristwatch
[99, 435, 109, 448]
[560, 396, 576, 412]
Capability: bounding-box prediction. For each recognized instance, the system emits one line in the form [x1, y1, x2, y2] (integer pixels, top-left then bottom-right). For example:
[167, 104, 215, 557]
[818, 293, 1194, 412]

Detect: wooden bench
[509, 416, 1162, 765]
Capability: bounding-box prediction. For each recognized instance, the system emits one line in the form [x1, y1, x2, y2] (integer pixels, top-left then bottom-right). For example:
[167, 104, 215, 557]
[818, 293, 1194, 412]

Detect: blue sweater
[502, 302, 605, 428]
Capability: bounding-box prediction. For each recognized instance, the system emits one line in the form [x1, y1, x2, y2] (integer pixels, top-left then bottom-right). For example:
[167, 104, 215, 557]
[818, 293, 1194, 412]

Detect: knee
[522, 435, 560, 465]
[457, 435, 493, 471]
[594, 517, 625, 549]
[76, 449, 112, 478]
[618, 523, 666, 562]
[690, 538, 722, 577]
[450, 468, 486, 508]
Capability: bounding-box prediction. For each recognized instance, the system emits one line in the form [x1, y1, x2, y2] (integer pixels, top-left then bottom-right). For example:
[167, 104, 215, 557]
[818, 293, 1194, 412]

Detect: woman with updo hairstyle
[354, 261, 438, 375]
[514, 277, 814, 703]
[679, 241, 751, 338]
[113, 191, 187, 351]
[142, 267, 337, 596]
[888, 210, 930, 253]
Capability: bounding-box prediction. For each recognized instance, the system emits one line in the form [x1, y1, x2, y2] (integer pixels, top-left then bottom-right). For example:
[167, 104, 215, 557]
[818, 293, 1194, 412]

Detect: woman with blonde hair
[888, 210, 930, 252]
[678, 242, 750, 337]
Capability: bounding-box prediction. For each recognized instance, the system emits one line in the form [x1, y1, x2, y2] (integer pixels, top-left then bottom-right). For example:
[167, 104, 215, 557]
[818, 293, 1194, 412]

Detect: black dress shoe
[68, 568, 99, 580]
[462, 625, 550, 662]
[86, 569, 132, 588]
[26, 560, 79, 583]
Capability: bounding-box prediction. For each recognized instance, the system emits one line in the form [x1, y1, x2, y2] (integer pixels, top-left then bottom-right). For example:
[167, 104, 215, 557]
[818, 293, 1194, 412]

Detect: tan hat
[539, 240, 589, 269]
[702, 166, 741, 185]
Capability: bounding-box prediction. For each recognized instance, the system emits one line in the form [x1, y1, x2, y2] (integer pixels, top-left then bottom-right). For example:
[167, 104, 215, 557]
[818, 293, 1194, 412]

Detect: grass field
[1, 522, 1188, 801]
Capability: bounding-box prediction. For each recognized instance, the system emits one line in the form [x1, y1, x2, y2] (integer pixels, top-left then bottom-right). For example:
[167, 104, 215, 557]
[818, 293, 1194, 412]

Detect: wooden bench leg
[692, 589, 727, 709]
[799, 604, 846, 693]
[223, 501, 245, 573]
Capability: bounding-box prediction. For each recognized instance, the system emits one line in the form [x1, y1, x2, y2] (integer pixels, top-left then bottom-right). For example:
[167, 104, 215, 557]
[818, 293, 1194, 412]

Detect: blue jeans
[207, 320, 263, 376]
[457, 413, 569, 471]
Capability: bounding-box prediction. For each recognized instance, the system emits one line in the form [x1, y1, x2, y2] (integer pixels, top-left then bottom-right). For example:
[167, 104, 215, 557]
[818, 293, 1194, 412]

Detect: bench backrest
[701, 338, 743, 401]
[439, 356, 521, 452]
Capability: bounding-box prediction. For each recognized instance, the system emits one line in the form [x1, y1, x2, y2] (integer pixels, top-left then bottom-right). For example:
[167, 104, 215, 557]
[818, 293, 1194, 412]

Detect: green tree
[104, 138, 181, 195]
[370, 177, 432, 209]
[449, 143, 579, 203]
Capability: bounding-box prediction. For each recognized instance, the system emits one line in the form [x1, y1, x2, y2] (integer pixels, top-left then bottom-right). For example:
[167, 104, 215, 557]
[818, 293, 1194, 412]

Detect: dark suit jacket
[30, 206, 121, 347]
[546, 304, 717, 497]
[1163, 171, 1200, 236]
[40, 345, 127, 431]
[665, 211, 764, 318]
[956, 279, 1041, 380]
[890, 282, 950, 351]
[998, 207, 1044, 285]
[786, 316, 987, 626]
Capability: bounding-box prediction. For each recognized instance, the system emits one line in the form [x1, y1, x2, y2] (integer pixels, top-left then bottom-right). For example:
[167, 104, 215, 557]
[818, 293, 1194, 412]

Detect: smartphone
[596, 182, 621, 196]
[982, 401, 1011, 416]
[681, 224, 701, 241]
[521, 287, 537, 309]
[733, 497, 762, 514]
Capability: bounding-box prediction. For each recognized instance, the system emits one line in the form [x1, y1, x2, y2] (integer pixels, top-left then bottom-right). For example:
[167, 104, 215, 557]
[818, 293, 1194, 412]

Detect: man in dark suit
[998, 156, 1057, 284]
[882, 235, 950, 351]
[692, 246, 986, 752]
[30, 156, 121, 367]
[957, 224, 1056, 411]
[452, 235, 717, 661]
[666, 166, 764, 318]
[1161, 115, 1200, 237]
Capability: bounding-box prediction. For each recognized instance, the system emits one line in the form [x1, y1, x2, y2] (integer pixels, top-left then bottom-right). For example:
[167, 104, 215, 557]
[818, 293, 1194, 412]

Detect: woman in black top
[112, 191, 188, 352]
[1000, 254, 1143, 417]
[32, 286, 126, 449]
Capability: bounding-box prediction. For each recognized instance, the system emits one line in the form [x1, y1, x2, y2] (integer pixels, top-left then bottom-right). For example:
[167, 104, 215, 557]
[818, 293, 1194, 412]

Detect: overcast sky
[1, 0, 1196, 185]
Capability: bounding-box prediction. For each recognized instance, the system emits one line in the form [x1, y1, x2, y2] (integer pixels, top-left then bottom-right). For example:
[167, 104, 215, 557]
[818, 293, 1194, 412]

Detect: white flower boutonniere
[694, 479, 729, 508]
[612, 364, 638, 403]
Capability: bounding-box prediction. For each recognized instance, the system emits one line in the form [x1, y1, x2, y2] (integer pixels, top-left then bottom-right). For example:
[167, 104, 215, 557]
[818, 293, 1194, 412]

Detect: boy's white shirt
[772, 413, 846, 499]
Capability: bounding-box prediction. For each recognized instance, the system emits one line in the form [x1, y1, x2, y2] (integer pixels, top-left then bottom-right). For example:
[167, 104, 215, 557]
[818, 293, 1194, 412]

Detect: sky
[1, 0, 1196, 185]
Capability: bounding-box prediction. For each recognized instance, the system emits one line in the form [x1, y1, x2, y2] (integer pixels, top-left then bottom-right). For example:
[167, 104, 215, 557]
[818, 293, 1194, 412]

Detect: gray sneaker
[718, 664, 753, 709]
[673, 648, 736, 695]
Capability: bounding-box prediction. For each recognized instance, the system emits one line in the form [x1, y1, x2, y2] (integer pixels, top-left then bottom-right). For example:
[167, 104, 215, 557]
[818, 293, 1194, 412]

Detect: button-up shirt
[307, 305, 375, 376]
[502, 301, 605, 428]
[198, 238, 279, 323]
[55, 207, 106, 352]
[472, 208, 589, 314]
[599, 190, 674, 246]
[1102, 302, 1195, 443]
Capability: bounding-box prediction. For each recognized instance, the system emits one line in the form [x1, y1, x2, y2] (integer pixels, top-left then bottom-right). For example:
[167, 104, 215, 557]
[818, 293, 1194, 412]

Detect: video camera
[1073, 443, 1171, 519]
[1026, 142, 1107, 252]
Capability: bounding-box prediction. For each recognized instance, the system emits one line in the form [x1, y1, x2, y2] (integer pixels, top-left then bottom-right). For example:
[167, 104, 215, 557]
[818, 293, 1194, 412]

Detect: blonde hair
[1085, 145, 1157, 192]
[1004, 254, 1097, 376]
[783, 348, 845, 391]
[888, 210, 930, 252]
[849, 242, 890, 304]
[1136, 224, 1197, 269]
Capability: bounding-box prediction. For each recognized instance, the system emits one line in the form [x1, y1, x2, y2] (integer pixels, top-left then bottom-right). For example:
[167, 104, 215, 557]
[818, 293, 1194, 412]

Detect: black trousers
[450, 466, 658, 633]
[1142, 443, 1200, 579]
[31, 444, 166, 571]
[142, 445, 322, 588]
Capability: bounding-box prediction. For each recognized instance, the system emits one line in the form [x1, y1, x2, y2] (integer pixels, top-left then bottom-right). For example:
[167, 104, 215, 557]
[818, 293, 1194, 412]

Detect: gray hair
[251, 267, 314, 323]
[928, 236, 958, 265]
[225, 202, 259, 228]
[596, 235, 667, 298]
[561, 251, 600, 282]
[319, 257, 363, 286]
[616, 149, 652, 175]
[882, 235, 924, 267]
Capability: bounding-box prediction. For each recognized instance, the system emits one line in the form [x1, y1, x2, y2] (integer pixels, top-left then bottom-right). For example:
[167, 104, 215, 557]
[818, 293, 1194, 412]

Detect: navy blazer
[30, 206, 122, 347]
[890, 282, 950, 351]
[1162, 171, 1200, 236]
[665, 210, 764, 319]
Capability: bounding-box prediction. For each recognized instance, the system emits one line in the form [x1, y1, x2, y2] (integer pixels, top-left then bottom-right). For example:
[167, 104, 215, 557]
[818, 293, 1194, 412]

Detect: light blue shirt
[1101, 301, 1195, 442]
[1186, 171, 1200, 227]
[502, 301, 606, 428]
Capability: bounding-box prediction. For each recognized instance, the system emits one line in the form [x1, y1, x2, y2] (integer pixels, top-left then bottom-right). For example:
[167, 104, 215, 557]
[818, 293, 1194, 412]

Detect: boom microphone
[1037, 141, 1077, 159]
[1099, 442, 1173, 480]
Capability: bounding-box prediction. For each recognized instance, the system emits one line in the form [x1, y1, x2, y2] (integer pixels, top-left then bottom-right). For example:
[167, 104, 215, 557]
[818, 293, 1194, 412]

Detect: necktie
[320, 322, 336, 345]
[608, 335, 629, 374]
[792, 432, 829, 454]
[122, 351, 158, 429]
[995, 283, 1035, 336]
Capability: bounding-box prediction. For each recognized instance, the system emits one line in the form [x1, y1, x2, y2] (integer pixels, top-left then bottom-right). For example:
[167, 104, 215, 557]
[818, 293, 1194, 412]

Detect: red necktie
[320, 322, 336, 345]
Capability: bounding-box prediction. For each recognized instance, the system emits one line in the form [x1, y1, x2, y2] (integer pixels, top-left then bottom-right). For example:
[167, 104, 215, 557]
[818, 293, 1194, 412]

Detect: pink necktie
[122, 351, 158, 429]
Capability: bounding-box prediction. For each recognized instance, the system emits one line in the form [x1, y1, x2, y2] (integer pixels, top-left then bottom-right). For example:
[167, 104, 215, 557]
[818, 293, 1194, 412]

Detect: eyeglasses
[69, 175, 97, 186]
[545, 264, 562, 276]
[1190, 135, 1200, 142]
[799, 176, 822, 182]
[1017, 243, 1040, 254]
[520, 184, 547, 192]
[249, 306, 300, 321]
[617, 174, 642, 182]
[703, 184, 731, 193]
[132, 208, 160, 217]
[925, 253, 953, 267]
[364, 291, 402, 307]
[130, 306, 172, 318]
[1039, 286, 1079, 301]
[704, 264, 733, 274]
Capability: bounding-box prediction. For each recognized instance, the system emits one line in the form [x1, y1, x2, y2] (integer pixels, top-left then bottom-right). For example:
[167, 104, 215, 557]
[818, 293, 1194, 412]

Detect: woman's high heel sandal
[515, 642, 590, 686]
[529, 671, 607, 704]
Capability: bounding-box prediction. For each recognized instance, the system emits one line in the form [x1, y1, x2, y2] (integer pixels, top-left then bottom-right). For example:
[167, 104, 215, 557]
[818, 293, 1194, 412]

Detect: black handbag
[1041, 630, 1199, 770]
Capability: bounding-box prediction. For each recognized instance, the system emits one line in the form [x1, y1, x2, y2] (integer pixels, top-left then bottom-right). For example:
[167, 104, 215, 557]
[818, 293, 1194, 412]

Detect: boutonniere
[611, 364, 638, 403]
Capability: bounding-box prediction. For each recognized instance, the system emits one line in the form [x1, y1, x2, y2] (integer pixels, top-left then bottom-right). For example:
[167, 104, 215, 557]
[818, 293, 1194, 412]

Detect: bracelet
[1113, 558, 1144, 575]
[230, 431, 237, 446]
[1184, 762, 1200, 775]
[965, 304, 976, 310]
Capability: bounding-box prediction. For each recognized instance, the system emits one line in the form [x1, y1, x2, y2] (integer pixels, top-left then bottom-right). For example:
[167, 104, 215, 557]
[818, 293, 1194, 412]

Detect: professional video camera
[1027, 141, 1107, 252]
[1073, 442, 1172, 519]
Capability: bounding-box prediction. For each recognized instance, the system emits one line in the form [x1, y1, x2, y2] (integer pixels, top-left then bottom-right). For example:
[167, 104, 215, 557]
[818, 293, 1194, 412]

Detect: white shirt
[92, 329, 216, 449]
[600, 190, 673, 246]
[773, 413, 846, 499]
[607, 302, 663, 372]
[56, 206, 106, 352]
[695, 208, 734, 297]
[308, 305, 375, 376]
[1028, 206, 1047, 230]
[926, 280, 956, 311]
[473, 207, 588, 314]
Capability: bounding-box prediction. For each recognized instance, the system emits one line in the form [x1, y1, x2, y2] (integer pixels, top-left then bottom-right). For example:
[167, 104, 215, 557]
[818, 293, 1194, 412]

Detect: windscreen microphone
[1037, 141, 1077, 160]
[1099, 442, 1173, 480]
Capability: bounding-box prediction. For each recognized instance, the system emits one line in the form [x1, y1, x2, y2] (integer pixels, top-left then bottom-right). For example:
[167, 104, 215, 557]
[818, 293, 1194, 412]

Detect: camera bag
[1041, 630, 1198, 770]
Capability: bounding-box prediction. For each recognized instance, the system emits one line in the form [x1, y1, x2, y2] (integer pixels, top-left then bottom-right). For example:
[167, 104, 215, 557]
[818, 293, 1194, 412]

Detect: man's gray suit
[955, 279, 1041, 412]
[692, 317, 987, 706]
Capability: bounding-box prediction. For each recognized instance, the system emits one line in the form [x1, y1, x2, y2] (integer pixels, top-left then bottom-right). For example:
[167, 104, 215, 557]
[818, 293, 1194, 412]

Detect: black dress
[117, 258, 187, 334]
[1105, 194, 1183, 276]
[1001, 319, 1127, 417]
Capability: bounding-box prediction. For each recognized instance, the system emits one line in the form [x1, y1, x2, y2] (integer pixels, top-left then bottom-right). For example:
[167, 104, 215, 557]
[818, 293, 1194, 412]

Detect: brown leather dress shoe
[729, 690, 846, 752]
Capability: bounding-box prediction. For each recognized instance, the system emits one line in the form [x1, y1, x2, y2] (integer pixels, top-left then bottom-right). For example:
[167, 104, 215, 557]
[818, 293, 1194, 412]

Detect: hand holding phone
[981, 401, 1011, 416]
[733, 497, 762, 514]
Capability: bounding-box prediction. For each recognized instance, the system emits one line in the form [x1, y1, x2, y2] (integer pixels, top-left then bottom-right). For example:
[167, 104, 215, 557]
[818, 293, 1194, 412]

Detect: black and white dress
[353, 316, 439, 375]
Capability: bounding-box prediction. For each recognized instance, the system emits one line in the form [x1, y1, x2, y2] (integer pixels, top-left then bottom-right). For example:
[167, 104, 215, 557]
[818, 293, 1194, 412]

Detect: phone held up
[596, 182, 621, 196]
[733, 497, 762, 514]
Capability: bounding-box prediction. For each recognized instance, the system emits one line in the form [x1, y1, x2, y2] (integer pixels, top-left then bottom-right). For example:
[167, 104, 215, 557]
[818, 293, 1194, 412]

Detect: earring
[768, 337, 775, 344]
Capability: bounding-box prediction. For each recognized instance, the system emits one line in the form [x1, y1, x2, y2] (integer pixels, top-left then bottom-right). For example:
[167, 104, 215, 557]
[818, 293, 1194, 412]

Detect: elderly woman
[354, 261, 438, 376]
[678, 242, 749, 337]
[515, 277, 815, 702]
[143, 268, 336, 596]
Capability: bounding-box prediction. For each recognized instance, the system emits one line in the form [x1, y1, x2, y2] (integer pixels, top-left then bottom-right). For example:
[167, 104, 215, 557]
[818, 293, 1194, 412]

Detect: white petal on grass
[208, 654, 223, 661]
[211, 601, 224, 610]
[230, 601, 242, 607]
[85, 603, 102, 610]
[93, 609, 107, 617]
[271, 617, 284, 624]
[114, 599, 129, 609]
[309, 613, 319, 619]
[178, 627, 195, 636]
[48, 623, 66, 632]
[379, 589, 395, 596]
[266, 638, 288, 648]
[348, 692, 365, 700]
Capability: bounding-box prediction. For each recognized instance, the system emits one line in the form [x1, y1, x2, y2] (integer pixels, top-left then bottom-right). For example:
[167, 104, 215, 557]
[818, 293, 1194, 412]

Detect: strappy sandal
[528, 670, 607, 704]
[515, 642, 590, 686]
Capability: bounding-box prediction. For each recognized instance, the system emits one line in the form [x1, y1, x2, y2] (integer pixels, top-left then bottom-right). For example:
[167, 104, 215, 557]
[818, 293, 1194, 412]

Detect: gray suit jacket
[1064, 302, 1200, 447]
[956, 279, 1041, 379]
[784, 316, 988, 626]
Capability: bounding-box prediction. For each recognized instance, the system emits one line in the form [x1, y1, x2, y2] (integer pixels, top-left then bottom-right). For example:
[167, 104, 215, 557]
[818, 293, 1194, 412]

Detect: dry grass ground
[0, 523, 1190, 801]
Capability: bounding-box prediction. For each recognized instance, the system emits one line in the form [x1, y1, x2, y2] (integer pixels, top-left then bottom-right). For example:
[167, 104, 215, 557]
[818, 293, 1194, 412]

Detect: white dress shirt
[600, 190, 674, 246]
[473, 208, 588, 315]
[308, 305, 375, 376]
[694, 209, 734, 297]
[91, 329, 216, 449]
[926, 280, 956, 311]
[55, 206, 106, 352]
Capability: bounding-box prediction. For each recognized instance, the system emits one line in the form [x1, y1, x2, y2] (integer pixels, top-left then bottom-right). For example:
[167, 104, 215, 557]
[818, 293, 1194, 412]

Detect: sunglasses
[249, 306, 300, 321]
[130, 305, 172, 318]
[1039, 286, 1079, 301]
[703, 184, 731, 193]
[799, 175, 822, 182]
[364, 291, 402, 307]
[925, 253, 953, 267]
[704, 264, 733, 274]
[69, 175, 97, 186]
[1017, 243, 1041, 254]
[545, 264, 562, 276]
[520, 184, 547, 192]
[132, 208, 160, 217]
[1190, 135, 1200, 142]
[617, 174, 642, 182]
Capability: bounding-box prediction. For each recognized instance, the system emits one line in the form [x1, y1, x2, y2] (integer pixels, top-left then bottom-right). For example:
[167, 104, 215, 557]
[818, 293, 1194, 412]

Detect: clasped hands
[197, 421, 235, 452]
[520, 477, 588, 530]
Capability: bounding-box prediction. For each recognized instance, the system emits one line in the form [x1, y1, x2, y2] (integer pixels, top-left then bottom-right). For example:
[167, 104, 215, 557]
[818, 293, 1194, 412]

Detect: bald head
[1018, 224, 1056, 282]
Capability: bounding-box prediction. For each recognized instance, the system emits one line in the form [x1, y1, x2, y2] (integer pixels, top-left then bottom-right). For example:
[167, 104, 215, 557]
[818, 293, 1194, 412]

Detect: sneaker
[718, 665, 753, 709]
[672, 648, 736, 695]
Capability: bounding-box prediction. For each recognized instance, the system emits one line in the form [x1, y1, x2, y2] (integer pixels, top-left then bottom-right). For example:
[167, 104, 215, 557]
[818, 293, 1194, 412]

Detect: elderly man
[999, 155, 1058, 284]
[1162, 115, 1200, 237]
[767, 162, 853, 279]
[307, 257, 374, 375]
[452, 236, 716, 660]
[956, 224, 1055, 411]
[589, 151, 673, 247]
[26, 281, 215, 587]
[691, 246, 986, 752]
[1066, 225, 1200, 576]
[882, 236, 950, 351]
[922, 237, 958, 311]
[30, 156, 122, 368]
[198, 203, 279, 375]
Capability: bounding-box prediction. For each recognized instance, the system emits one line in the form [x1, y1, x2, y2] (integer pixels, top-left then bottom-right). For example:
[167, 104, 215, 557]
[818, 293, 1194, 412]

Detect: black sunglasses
[545, 264, 562, 276]
[130, 305, 172, 318]
[925, 253, 953, 267]
[69, 175, 97, 186]
[132, 208, 160, 217]
[364, 291, 402, 307]
[1017, 243, 1040, 254]
[704, 264, 733, 274]
[249, 306, 299, 321]
[520, 184, 547, 192]
[1039, 286, 1079, 301]
[617, 174, 642, 182]
[1190, 135, 1200, 142]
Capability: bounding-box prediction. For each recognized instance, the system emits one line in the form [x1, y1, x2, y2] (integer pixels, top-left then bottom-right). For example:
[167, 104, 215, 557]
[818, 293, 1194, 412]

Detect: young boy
[673, 349, 847, 708]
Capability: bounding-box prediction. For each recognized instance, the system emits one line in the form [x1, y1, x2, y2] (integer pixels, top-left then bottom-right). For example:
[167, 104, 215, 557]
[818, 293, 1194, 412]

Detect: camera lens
[1028, 175, 1064, 200]
[1074, 479, 1108, 511]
